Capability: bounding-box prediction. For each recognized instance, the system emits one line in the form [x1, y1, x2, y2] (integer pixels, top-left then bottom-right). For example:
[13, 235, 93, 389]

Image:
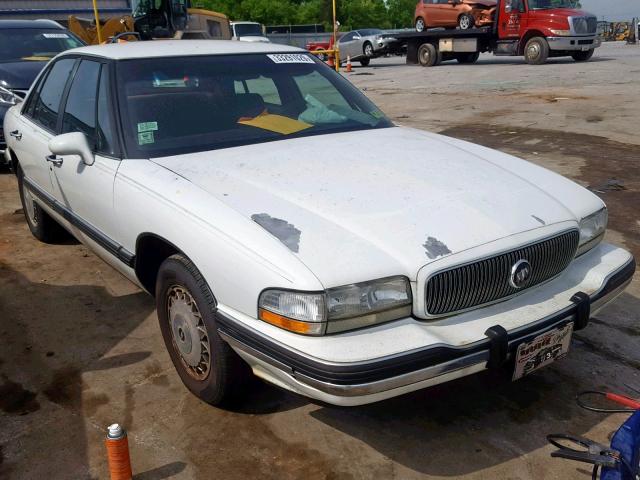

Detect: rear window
[115, 53, 392, 158]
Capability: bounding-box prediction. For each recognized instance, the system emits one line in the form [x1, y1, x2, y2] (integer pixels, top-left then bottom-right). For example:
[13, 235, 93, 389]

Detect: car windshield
[528, 0, 579, 10]
[116, 53, 393, 158]
[234, 24, 263, 37]
[0, 29, 84, 63]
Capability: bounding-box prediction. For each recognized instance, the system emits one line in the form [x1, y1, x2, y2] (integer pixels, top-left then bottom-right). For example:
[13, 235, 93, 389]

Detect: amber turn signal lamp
[258, 308, 317, 334]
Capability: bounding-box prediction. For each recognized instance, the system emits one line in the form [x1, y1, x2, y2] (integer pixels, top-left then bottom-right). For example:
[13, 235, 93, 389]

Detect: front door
[16, 57, 77, 195]
[48, 59, 122, 258]
[499, 0, 526, 38]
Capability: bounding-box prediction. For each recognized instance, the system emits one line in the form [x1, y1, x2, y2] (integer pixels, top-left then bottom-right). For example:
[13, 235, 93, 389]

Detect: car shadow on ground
[0, 263, 154, 479]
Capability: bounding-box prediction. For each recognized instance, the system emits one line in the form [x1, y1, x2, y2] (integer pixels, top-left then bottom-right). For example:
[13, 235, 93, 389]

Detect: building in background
[0, 1, 131, 22]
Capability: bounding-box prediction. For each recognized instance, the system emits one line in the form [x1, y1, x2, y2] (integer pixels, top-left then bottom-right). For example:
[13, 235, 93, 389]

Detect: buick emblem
[510, 259, 532, 289]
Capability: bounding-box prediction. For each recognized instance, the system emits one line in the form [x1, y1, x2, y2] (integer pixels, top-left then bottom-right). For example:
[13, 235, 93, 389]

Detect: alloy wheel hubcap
[416, 19, 424, 31]
[22, 183, 38, 226]
[460, 17, 470, 29]
[365, 45, 373, 56]
[167, 286, 210, 380]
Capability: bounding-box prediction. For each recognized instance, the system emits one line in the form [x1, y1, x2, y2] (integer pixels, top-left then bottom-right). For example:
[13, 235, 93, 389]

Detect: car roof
[62, 40, 304, 60]
[0, 19, 64, 29]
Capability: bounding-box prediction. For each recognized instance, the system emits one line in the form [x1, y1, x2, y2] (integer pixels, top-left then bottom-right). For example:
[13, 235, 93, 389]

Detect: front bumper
[547, 35, 602, 51]
[218, 245, 634, 406]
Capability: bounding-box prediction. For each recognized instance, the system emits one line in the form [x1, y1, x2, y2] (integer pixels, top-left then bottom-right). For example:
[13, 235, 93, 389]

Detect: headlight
[576, 208, 607, 257]
[258, 276, 412, 335]
[0, 87, 19, 106]
[549, 29, 572, 36]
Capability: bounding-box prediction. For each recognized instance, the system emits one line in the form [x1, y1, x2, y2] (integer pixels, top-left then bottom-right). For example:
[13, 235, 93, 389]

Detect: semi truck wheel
[458, 14, 475, 30]
[418, 43, 441, 67]
[456, 52, 480, 64]
[524, 37, 549, 65]
[572, 49, 594, 62]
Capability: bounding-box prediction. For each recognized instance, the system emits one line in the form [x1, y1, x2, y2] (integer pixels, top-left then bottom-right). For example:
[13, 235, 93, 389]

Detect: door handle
[45, 154, 63, 167]
[9, 130, 22, 140]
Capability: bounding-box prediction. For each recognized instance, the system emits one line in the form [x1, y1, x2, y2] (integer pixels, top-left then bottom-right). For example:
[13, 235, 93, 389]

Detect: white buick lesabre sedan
[3, 41, 635, 407]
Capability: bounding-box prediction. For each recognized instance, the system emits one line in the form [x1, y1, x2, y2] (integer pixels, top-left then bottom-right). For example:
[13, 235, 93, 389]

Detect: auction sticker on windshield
[267, 54, 315, 64]
[513, 323, 573, 381]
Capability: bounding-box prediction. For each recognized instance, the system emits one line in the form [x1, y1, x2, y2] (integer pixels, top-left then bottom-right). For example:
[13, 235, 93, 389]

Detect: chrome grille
[425, 230, 580, 316]
[572, 16, 597, 35]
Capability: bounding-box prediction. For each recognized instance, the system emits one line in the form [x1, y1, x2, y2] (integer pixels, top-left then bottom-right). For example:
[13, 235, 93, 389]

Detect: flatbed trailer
[384, 0, 601, 67]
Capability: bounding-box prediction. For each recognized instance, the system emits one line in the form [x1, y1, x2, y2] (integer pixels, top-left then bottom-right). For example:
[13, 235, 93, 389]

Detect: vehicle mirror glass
[49, 132, 95, 166]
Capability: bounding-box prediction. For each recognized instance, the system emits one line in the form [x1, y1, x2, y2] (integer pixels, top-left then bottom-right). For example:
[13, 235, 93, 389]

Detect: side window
[30, 58, 76, 132]
[294, 71, 350, 108]
[235, 76, 281, 106]
[341, 32, 354, 42]
[96, 65, 117, 155]
[61, 60, 101, 146]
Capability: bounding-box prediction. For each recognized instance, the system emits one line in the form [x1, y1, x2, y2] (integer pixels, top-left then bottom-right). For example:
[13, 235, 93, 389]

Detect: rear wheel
[156, 254, 251, 406]
[415, 17, 426, 32]
[456, 52, 480, 63]
[458, 14, 475, 30]
[17, 165, 64, 243]
[524, 36, 550, 65]
[417, 43, 441, 67]
[359, 57, 371, 67]
[572, 49, 594, 62]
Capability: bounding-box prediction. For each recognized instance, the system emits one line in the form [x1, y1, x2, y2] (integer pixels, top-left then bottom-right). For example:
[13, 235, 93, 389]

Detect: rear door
[48, 58, 123, 261]
[15, 57, 77, 194]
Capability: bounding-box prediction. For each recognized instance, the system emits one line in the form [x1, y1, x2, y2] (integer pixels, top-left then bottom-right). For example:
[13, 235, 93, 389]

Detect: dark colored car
[0, 20, 85, 164]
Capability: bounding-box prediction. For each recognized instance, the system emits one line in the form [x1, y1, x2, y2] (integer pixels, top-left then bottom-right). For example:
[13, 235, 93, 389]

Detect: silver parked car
[337, 28, 399, 66]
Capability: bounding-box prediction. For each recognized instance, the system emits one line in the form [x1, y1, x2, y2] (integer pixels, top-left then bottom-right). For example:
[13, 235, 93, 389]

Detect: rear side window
[62, 60, 101, 144]
[29, 58, 76, 132]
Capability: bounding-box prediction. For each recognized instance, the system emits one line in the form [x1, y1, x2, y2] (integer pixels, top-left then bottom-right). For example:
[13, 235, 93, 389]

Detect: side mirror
[49, 132, 95, 166]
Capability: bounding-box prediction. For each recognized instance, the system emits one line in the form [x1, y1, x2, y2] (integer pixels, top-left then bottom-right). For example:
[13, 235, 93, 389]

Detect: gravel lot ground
[1, 42, 639, 480]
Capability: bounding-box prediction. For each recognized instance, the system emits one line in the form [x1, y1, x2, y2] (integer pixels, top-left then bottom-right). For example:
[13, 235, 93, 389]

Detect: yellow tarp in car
[238, 113, 312, 135]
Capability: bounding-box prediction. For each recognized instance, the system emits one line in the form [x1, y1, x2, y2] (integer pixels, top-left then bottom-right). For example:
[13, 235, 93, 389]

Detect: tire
[415, 17, 426, 32]
[417, 43, 441, 67]
[524, 36, 550, 65]
[572, 49, 594, 62]
[458, 14, 475, 30]
[16, 165, 64, 243]
[156, 254, 251, 406]
[363, 42, 374, 57]
[359, 57, 371, 67]
[456, 52, 480, 64]
[314, 48, 327, 61]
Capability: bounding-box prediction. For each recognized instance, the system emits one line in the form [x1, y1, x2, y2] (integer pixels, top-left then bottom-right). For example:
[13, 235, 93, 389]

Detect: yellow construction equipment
[68, 0, 231, 45]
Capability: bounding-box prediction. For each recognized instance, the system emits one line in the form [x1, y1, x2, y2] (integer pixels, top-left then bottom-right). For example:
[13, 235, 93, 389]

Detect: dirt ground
[1, 42, 639, 480]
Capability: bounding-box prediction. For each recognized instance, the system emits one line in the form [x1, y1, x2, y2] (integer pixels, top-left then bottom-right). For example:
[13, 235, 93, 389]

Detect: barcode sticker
[267, 54, 315, 64]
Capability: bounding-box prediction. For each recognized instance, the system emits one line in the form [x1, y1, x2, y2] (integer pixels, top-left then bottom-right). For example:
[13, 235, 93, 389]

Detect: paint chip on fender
[251, 214, 301, 253]
[422, 236, 451, 259]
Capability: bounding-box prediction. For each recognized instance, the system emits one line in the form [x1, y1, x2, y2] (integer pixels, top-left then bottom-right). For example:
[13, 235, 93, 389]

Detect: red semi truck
[391, 0, 601, 66]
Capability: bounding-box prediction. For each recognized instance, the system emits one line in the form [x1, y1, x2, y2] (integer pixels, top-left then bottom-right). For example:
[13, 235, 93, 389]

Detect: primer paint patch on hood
[151, 127, 593, 286]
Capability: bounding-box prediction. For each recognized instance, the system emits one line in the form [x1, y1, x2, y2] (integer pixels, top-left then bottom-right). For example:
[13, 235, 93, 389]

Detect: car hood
[0, 60, 46, 90]
[151, 127, 589, 287]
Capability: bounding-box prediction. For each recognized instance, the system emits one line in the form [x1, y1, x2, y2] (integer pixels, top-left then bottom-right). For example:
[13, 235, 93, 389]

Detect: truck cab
[496, 0, 600, 63]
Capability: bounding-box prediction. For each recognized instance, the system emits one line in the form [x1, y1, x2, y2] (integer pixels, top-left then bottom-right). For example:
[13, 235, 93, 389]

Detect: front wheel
[415, 17, 426, 32]
[363, 42, 374, 57]
[524, 36, 550, 65]
[156, 254, 251, 406]
[572, 49, 594, 62]
[359, 57, 371, 67]
[458, 14, 475, 30]
[417, 43, 441, 67]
